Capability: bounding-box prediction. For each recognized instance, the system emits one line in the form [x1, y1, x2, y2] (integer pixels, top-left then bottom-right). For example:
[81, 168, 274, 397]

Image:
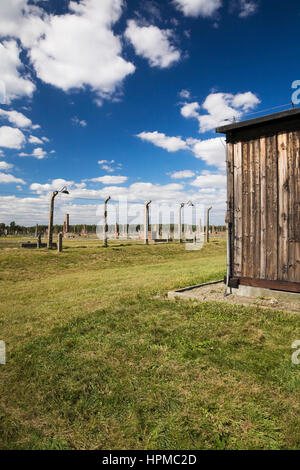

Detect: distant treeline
[0, 222, 98, 235]
[0, 222, 227, 236]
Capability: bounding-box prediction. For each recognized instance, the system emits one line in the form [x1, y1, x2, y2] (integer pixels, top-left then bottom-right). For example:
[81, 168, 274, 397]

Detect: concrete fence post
[37, 233, 42, 249]
[103, 196, 111, 247]
[144, 200, 151, 245]
[153, 224, 158, 241]
[65, 214, 70, 233]
[58, 233, 63, 252]
[47, 191, 58, 249]
[115, 222, 119, 239]
[197, 219, 202, 237]
[178, 203, 184, 243]
[206, 206, 212, 243]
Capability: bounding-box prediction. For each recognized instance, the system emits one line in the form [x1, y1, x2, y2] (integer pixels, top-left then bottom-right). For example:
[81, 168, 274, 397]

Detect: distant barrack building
[217, 108, 300, 294]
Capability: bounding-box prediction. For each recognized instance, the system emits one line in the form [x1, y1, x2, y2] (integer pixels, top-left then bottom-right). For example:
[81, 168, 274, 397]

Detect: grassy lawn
[0, 237, 299, 450]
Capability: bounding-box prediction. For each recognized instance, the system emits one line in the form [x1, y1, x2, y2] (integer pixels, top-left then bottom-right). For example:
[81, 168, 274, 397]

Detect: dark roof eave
[215, 107, 300, 134]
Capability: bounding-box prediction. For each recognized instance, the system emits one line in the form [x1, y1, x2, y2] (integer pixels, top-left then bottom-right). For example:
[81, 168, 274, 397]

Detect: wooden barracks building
[217, 108, 300, 295]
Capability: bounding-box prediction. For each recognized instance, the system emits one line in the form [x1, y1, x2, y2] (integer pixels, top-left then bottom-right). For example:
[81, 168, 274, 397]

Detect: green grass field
[0, 237, 299, 450]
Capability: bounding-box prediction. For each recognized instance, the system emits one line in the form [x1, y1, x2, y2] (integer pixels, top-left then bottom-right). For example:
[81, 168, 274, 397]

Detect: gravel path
[168, 281, 300, 314]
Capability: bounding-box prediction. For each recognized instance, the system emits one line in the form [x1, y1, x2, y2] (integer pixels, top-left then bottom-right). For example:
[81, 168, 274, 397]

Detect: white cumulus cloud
[173, 0, 222, 17]
[190, 172, 226, 188]
[181, 101, 200, 119]
[179, 89, 191, 99]
[137, 131, 187, 152]
[30, 178, 74, 194]
[19, 147, 47, 159]
[28, 135, 43, 145]
[0, 161, 13, 171]
[89, 175, 128, 185]
[27, 0, 135, 103]
[98, 159, 114, 165]
[125, 20, 181, 68]
[98, 159, 120, 173]
[181, 91, 260, 132]
[0, 0, 47, 49]
[0, 126, 26, 149]
[0, 40, 35, 103]
[187, 137, 226, 169]
[0, 108, 32, 128]
[137, 130, 226, 169]
[170, 170, 195, 179]
[231, 91, 260, 110]
[0, 171, 25, 184]
[239, 1, 258, 18]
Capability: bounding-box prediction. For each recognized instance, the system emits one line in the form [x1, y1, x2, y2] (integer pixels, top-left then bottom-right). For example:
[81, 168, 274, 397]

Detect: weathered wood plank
[265, 135, 278, 280]
[272, 134, 279, 280]
[239, 277, 300, 293]
[254, 138, 261, 278]
[278, 132, 289, 280]
[248, 140, 255, 278]
[293, 131, 300, 281]
[241, 141, 249, 277]
[260, 137, 267, 279]
[287, 132, 295, 281]
[227, 142, 234, 279]
[233, 142, 242, 276]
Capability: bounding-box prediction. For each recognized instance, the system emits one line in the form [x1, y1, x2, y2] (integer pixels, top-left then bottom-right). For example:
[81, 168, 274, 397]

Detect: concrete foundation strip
[168, 280, 224, 299]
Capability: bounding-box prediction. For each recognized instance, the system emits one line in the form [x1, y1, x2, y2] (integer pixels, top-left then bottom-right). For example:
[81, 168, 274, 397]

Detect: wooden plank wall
[230, 130, 300, 283]
[227, 142, 234, 279]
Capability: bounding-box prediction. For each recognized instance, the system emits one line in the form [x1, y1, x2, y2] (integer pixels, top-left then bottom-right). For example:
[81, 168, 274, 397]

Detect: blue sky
[0, 0, 299, 225]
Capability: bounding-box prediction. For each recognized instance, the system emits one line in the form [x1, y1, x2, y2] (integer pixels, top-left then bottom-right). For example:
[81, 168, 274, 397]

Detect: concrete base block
[21, 242, 48, 249]
[229, 285, 300, 303]
[21, 242, 37, 249]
